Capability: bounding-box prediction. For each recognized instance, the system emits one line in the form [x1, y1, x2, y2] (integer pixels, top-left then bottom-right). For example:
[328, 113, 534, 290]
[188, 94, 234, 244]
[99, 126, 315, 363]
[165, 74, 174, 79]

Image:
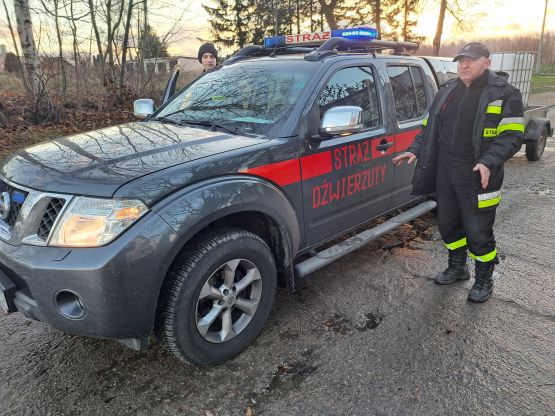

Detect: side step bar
[294, 200, 437, 278]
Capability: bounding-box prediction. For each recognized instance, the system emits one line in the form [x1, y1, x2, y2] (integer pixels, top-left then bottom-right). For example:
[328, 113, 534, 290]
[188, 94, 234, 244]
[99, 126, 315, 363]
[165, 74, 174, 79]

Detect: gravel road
[1, 95, 553, 416]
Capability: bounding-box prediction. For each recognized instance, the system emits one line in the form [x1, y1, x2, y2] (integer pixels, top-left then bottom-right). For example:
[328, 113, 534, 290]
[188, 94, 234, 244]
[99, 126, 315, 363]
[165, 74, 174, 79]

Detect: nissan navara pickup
[0, 28, 550, 365]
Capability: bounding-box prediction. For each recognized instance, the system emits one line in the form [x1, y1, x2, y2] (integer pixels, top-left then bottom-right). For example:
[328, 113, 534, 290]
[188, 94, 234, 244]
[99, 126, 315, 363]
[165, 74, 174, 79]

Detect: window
[318, 67, 380, 129]
[427, 59, 457, 84]
[157, 63, 313, 135]
[410, 67, 427, 115]
[387, 65, 429, 122]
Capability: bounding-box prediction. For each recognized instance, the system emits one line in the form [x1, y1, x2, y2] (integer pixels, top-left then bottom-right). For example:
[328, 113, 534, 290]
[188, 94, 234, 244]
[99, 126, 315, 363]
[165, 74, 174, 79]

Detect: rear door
[386, 64, 433, 208]
[300, 65, 395, 245]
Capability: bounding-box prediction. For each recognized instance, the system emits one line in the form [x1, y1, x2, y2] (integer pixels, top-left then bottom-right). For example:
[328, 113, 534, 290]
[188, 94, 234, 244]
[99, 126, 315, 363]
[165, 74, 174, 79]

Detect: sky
[169, 0, 554, 56]
[0, 0, 552, 57]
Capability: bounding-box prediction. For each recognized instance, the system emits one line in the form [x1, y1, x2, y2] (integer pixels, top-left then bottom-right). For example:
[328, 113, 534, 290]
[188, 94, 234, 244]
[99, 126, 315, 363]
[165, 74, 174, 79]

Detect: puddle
[323, 313, 352, 335]
[354, 312, 384, 332]
[245, 361, 317, 408]
[267, 361, 317, 393]
[324, 312, 384, 334]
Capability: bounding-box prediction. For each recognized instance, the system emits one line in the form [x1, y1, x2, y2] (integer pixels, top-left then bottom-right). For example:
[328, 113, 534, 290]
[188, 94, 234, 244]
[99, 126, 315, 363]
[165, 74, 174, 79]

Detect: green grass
[531, 64, 555, 94]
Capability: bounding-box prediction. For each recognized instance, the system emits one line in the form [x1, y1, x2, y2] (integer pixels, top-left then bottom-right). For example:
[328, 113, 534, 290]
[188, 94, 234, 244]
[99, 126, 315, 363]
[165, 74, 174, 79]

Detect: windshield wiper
[154, 116, 184, 126]
[180, 120, 240, 135]
[153, 113, 240, 135]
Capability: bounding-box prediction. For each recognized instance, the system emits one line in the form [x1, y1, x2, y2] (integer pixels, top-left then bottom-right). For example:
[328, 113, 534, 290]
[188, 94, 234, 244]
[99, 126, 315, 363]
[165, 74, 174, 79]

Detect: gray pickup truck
[0, 31, 551, 365]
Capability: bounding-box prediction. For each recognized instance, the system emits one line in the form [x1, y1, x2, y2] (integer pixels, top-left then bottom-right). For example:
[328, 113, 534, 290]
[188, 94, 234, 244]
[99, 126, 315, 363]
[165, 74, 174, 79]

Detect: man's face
[457, 56, 491, 85]
[201, 53, 217, 70]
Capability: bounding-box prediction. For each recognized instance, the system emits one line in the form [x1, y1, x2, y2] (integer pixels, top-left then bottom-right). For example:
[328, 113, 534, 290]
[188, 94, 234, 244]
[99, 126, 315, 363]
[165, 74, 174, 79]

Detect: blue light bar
[264, 36, 286, 48]
[331, 27, 378, 41]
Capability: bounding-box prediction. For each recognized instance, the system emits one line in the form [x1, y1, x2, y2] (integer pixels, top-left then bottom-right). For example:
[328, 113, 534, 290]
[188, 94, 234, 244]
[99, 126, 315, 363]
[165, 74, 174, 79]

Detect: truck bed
[524, 105, 553, 122]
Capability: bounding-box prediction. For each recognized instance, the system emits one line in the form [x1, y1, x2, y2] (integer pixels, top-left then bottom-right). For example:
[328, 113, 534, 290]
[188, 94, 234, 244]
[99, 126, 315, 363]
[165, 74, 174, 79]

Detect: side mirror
[162, 69, 180, 105]
[133, 99, 155, 119]
[319, 106, 364, 136]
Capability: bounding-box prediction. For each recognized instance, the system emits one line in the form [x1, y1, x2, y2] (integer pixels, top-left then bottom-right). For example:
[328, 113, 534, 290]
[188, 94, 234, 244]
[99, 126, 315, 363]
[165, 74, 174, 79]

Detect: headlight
[49, 197, 149, 247]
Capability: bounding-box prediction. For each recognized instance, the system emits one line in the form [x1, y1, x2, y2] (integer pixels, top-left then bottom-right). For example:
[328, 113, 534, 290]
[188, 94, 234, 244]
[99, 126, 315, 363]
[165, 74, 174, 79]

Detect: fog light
[55, 290, 85, 319]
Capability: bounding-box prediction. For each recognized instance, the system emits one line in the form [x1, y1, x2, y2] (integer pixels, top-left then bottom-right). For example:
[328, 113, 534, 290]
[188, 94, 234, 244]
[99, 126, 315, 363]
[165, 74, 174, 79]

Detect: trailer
[490, 52, 553, 161]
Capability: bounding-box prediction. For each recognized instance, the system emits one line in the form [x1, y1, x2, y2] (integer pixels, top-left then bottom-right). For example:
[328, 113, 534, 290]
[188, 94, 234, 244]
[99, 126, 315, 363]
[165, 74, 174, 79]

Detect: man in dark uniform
[393, 42, 524, 302]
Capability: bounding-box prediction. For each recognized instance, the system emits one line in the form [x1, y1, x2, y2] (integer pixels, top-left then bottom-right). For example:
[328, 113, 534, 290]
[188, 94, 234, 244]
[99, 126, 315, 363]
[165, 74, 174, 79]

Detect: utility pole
[536, 0, 549, 73]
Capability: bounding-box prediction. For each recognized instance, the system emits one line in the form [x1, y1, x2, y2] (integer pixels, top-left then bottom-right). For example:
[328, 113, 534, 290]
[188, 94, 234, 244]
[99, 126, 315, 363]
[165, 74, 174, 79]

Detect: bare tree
[14, 0, 54, 121]
[50, 0, 67, 93]
[118, 0, 135, 89]
[2, 0, 29, 91]
[433, 0, 447, 55]
[317, 0, 338, 30]
[88, 0, 105, 84]
[432, 0, 475, 56]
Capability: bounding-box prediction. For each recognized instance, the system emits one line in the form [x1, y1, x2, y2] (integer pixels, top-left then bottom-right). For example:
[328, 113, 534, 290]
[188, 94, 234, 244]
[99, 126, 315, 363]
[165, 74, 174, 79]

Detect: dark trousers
[436, 156, 498, 263]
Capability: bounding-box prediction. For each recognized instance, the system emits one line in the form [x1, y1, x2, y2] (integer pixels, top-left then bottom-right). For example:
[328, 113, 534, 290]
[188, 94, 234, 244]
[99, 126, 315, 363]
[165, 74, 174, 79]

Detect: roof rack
[223, 45, 317, 66]
[304, 38, 419, 61]
[222, 37, 419, 65]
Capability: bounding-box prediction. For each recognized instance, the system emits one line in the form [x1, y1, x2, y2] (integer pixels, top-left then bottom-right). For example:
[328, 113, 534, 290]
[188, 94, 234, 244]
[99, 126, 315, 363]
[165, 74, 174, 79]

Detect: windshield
[155, 62, 314, 135]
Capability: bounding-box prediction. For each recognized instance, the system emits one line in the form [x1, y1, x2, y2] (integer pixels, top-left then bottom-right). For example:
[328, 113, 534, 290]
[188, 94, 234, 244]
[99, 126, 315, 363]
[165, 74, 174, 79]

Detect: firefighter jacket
[408, 70, 524, 207]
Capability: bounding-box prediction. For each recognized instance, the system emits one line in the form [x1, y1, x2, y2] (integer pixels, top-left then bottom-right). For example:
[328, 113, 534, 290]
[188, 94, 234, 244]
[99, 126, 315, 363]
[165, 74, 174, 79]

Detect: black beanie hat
[198, 43, 218, 63]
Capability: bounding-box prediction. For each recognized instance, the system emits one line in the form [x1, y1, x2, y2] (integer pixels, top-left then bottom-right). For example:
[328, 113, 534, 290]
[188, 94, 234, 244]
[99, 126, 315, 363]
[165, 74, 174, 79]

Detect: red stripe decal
[300, 151, 333, 180]
[241, 158, 301, 186]
[241, 129, 421, 186]
[371, 135, 396, 159]
[395, 129, 420, 152]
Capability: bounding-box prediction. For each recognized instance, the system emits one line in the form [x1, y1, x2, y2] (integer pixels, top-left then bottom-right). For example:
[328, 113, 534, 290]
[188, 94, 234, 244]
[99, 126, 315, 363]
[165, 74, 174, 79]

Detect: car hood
[1, 122, 268, 197]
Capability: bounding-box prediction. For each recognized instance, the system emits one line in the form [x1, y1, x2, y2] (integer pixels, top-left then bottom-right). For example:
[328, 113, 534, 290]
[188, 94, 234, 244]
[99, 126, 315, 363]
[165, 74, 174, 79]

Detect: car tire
[158, 228, 277, 365]
[525, 126, 548, 161]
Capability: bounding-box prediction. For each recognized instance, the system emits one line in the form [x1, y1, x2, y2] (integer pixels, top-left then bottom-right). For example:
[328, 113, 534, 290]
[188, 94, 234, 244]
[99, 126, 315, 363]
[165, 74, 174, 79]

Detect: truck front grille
[0, 178, 71, 246]
[37, 198, 66, 240]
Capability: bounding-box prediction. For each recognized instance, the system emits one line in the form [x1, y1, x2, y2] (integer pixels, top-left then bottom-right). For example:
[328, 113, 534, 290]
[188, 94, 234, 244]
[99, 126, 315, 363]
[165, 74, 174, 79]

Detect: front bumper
[0, 212, 180, 341]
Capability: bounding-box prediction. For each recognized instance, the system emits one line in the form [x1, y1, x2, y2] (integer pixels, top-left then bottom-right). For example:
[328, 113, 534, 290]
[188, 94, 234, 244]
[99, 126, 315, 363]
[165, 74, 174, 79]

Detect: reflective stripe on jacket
[408, 70, 524, 197]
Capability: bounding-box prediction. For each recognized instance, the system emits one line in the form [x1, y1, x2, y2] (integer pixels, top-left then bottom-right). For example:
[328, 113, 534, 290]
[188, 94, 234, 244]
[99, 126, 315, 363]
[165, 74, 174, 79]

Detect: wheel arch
[525, 118, 551, 142]
[153, 176, 301, 295]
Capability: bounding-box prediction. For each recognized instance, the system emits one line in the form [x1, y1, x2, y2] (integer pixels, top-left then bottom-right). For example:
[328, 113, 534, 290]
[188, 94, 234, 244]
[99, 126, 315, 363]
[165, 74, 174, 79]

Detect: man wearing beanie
[198, 43, 218, 72]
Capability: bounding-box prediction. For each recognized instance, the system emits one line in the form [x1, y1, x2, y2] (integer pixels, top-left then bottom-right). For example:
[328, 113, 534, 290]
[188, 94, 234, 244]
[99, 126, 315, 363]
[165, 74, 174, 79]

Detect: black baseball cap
[453, 42, 490, 61]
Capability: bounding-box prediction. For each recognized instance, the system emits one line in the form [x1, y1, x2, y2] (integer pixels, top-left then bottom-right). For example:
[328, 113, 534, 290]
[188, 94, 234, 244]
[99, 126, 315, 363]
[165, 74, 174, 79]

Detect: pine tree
[203, 0, 255, 49]
[203, 0, 234, 47]
[399, 0, 424, 43]
[139, 25, 169, 58]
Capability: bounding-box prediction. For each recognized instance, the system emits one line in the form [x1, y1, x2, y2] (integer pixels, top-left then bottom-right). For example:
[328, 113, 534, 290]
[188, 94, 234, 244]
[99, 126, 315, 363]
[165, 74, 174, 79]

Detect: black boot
[468, 261, 495, 302]
[434, 249, 470, 285]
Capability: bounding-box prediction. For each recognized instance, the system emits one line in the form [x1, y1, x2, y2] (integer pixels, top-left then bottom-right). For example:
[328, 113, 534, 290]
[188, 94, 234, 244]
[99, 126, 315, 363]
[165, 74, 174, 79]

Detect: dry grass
[0, 72, 26, 94]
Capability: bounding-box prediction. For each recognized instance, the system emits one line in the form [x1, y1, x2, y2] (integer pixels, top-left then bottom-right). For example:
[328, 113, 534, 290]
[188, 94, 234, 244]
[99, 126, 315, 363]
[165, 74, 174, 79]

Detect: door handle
[376, 141, 394, 152]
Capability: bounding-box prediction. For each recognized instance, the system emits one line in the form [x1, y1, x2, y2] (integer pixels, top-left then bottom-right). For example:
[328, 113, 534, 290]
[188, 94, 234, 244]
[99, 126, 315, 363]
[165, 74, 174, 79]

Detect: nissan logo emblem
[0, 191, 11, 221]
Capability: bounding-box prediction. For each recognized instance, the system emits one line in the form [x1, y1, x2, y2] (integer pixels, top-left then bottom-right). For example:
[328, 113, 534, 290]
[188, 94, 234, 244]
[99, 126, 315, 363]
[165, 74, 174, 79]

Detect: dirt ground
[0, 93, 554, 416]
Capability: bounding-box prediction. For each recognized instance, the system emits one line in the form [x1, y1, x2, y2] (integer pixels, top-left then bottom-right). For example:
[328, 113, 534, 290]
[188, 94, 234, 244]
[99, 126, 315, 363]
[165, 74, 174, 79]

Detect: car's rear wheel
[158, 228, 277, 365]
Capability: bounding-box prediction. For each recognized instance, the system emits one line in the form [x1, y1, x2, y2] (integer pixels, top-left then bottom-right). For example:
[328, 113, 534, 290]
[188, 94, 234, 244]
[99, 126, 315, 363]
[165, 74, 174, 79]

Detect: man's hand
[392, 152, 416, 166]
[473, 163, 490, 189]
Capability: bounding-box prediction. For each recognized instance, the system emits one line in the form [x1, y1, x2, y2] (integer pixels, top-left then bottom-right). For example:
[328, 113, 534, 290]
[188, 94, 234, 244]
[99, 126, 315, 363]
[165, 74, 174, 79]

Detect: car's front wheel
[158, 228, 277, 365]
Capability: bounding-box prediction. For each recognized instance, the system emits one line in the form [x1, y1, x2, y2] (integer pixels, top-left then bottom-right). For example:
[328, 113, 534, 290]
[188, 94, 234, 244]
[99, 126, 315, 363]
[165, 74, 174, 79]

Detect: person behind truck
[198, 43, 218, 72]
[392, 42, 524, 302]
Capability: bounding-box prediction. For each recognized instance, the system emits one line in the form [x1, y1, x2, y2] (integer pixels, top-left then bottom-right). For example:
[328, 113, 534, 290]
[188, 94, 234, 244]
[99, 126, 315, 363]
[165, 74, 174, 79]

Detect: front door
[301, 66, 395, 245]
